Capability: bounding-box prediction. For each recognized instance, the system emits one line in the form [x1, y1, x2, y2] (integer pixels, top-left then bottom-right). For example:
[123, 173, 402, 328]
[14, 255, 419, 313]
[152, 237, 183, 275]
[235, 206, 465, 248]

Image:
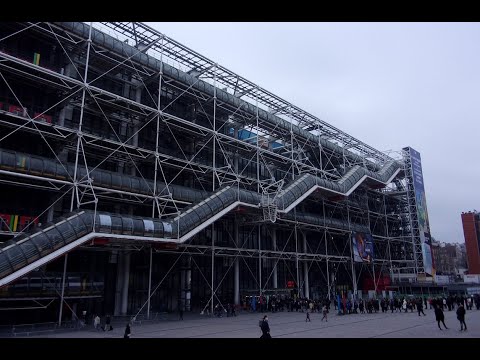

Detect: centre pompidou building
[0, 22, 428, 325]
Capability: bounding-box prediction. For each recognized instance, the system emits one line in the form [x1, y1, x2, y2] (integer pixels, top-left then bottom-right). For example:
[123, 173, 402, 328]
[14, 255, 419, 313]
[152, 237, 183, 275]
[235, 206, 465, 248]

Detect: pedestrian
[456, 303, 467, 331]
[259, 315, 271, 338]
[417, 299, 426, 316]
[434, 305, 448, 330]
[124, 323, 131, 338]
[81, 310, 87, 326]
[232, 304, 237, 317]
[93, 314, 101, 331]
[179, 306, 184, 320]
[305, 310, 311, 322]
[321, 305, 328, 322]
[104, 314, 112, 331]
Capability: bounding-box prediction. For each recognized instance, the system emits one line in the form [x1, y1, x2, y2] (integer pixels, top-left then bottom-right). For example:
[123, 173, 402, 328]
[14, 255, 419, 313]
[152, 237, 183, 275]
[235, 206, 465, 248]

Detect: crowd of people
[254, 293, 479, 337]
[241, 293, 479, 315]
[97, 293, 479, 338]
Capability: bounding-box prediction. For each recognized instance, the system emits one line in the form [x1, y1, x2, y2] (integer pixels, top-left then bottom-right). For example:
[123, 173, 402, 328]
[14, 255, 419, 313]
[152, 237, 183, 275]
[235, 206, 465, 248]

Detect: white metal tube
[258, 224, 262, 296]
[272, 230, 278, 289]
[347, 206, 357, 296]
[234, 218, 240, 305]
[70, 22, 93, 212]
[302, 232, 309, 299]
[295, 224, 300, 297]
[211, 224, 215, 316]
[147, 247, 153, 319]
[58, 253, 68, 326]
[325, 230, 330, 300]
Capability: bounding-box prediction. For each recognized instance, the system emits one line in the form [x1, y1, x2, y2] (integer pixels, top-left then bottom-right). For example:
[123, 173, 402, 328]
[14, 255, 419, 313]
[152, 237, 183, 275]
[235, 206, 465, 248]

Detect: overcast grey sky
[148, 22, 480, 244]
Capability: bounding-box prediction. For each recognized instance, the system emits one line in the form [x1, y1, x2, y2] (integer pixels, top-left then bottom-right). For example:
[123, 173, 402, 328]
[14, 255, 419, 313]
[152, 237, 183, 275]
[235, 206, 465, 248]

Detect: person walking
[305, 310, 311, 322]
[456, 303, 467, 331]
[417, 298, 426, 316]
[104, 314, 112, 331]
[179, 306, 184, 320]
[124, 323, 131, 338]
[321, 305, 328, 322]
[260, 315, 271, 338]
[93, 314, 101, 331]
[434, 305, 448, 330]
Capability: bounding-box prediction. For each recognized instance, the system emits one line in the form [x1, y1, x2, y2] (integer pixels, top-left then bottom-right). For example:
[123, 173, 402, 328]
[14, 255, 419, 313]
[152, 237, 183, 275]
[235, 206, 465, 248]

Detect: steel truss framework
[0, 22, 422, 321]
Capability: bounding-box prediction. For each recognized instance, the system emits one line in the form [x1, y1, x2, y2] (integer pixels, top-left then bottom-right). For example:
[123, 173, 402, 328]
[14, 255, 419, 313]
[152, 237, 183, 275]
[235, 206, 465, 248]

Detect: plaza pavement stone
[30, 307, 480, 338]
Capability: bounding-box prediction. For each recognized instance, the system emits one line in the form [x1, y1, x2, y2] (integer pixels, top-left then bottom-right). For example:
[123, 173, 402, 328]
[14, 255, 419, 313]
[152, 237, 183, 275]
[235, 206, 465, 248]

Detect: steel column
[58, 253, 68, 326]
[272, 229, 278, 289]
[147, 246, 152, 319]
[70, 22, 93, 212]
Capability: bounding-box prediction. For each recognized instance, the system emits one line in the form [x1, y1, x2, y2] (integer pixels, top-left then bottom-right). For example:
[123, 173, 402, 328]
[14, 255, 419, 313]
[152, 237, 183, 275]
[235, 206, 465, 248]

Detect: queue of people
[255, 293, 477, 337]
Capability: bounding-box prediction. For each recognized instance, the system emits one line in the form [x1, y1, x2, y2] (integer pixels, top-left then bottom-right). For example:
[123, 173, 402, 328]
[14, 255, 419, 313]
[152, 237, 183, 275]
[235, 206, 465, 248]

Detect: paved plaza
[30, 307, 480, 338]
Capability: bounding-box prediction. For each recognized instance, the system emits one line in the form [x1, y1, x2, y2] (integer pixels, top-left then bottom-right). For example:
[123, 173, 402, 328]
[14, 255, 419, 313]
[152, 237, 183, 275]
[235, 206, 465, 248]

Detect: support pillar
[114, 251, 123, 316]
[234, 219, 240, 305]
[302, 232, 310, 299]
[233, 131, 240, 306]
[58, 253, 68, 326]
[325, 231, 331, 300]
[179, 256, 191, 312]
[72, 303, 77, 321]
[147, 247, 152, 319]
[295, 224, 300, 298]
[47, 206, 55, 223]
[233, 258, 239, 306]
[180, 261, 186, 313]
[120, 252, 130, 316]
[346, 205, 358, 298]
[272, 230, 278, 289]
[258, 225, 262, 296]
[211, 225, 215, 316]
[185, 256, 191, 311]
[348, 235, 358, 297]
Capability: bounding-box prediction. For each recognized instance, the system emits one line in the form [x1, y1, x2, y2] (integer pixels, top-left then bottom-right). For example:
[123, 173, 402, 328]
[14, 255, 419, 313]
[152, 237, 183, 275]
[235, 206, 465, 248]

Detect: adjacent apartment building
[461, 211, 480, 274]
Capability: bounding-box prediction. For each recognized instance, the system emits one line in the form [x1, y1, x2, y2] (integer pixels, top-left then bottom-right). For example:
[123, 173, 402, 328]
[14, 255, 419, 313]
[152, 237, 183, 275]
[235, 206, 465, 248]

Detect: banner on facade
[352, 232, 374, 263]
[405, 147, 435, 276]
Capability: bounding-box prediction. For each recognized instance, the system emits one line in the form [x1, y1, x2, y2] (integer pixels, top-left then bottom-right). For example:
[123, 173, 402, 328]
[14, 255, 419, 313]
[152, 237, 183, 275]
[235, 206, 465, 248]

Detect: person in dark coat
[434, 305, 448, 330]
[104, 315, 112, 331]
[417, 298, 426, 316]
[305, 310, 311, 322]
[456, 303, 467, 331]
[260, 315, 271, 338]
[124, 323, 131, 338]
